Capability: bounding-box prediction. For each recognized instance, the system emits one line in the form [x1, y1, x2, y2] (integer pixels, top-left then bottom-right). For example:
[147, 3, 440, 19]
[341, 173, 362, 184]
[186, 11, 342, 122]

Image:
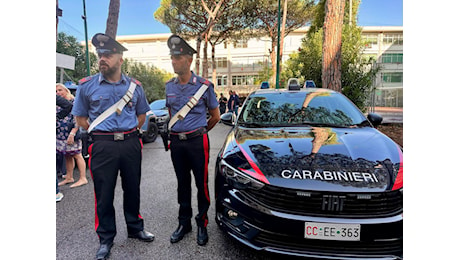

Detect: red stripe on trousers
[203, 133, 210, 227]
[88, 143, 99, 233]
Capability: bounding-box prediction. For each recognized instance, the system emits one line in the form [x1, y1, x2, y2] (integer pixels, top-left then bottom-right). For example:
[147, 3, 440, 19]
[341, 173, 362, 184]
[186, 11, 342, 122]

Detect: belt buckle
[114, 133, 124, 141]
[178, 133, 187, 140]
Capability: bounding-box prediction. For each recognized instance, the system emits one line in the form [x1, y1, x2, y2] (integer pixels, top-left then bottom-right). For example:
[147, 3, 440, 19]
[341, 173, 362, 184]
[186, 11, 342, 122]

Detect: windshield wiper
[298, 122, 349, 128]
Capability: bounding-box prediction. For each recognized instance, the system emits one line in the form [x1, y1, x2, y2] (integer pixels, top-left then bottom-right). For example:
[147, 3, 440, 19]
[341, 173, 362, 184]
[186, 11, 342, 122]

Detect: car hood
[153, 110, 168, 117]
[221, 126, 402, 192]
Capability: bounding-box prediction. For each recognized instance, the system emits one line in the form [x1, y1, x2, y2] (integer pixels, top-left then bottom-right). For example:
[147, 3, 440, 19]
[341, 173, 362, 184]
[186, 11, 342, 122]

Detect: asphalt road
[56, 123, 288, 260]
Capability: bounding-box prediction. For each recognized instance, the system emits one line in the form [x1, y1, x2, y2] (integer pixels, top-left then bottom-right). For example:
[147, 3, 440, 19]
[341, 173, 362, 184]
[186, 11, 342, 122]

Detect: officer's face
[98, 52, 123, 77]
[171, 55, 192, 76]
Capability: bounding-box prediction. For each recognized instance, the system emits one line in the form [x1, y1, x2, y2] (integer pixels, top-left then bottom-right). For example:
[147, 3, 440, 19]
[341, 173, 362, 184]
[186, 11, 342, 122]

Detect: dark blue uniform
[72, 73, 150, 245]
[166, 72, 219, 229]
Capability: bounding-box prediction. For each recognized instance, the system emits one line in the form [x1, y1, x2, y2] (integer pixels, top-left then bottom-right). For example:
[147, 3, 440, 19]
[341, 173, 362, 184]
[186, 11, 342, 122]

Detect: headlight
[220, 160, 264, 190]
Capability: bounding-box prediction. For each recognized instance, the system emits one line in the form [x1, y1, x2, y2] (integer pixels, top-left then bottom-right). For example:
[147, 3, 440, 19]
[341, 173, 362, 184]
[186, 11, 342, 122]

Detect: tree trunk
[211, 44, 217, 85]
[322, 0, 345, 92]
[202, 33, 209, 78]
[279, 0, 288, 64]
[195, 35, 202, 74]
[270, 38, 277, 86]
[105, 0, 120, 38]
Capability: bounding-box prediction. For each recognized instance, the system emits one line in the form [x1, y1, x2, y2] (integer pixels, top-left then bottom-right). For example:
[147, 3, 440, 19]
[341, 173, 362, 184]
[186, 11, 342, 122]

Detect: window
[231, 75, 261, 86]
[382, 53, 403, 63]
[217, 75, 228, 86]
[382, 72, 403, 83]
[217, 57, 228, 68]
[362, 34, 378, 48]
[232, 75, 246, 85]
[234, 39, 248, 48]
[383, 34, 403, 45]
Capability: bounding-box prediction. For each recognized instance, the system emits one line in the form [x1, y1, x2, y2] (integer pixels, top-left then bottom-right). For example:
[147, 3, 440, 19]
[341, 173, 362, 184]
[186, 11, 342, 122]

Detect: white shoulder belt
[168, 84, 209, 130]
[87, 81, 137, 133]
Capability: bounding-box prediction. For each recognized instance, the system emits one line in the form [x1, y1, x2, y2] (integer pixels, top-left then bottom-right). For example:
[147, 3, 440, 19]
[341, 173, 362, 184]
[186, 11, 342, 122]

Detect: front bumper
[216, 188, 403, 260]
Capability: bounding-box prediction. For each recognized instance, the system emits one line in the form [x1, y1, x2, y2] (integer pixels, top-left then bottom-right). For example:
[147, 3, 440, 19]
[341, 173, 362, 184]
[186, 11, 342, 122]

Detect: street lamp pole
[82, 0, 90, 76]
[275, 0, 281, 89]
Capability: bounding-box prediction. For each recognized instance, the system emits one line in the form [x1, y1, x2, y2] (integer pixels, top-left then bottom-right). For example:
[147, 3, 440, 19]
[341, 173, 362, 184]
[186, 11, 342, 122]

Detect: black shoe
[170, 224, 192, 243]
[96, 242, 113, 260]
[197, 226, 208, 246]
[128, 230, 155, 242]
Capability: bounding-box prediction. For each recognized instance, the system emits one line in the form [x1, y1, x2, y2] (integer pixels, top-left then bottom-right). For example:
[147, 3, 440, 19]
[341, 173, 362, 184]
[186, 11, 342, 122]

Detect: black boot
[128, 230, 155, 242]
[170, 224, 192, 243]
[197, 226, 208, 246]
[96, 242, 113, 260]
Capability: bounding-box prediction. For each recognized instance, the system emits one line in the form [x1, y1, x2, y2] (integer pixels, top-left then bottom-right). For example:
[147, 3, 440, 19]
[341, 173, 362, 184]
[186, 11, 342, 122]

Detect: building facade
[112, 26, 403, 107]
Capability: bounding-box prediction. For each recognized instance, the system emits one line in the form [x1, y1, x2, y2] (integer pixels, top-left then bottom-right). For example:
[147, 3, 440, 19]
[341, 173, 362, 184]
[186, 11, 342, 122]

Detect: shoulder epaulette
[130, 77, 142, 86]
[78, 75, 94, 85]
[199, 78, 210, 86]
[166, 77, 176, 84]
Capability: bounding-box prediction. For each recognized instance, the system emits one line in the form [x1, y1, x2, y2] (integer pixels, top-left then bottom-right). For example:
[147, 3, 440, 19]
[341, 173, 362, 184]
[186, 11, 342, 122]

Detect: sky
[57, 0, 403, 42]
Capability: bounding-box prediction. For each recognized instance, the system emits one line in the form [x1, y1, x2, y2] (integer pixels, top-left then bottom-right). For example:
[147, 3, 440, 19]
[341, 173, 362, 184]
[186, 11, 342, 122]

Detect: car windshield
[150, 100, 166, 110]
[238, 90, 367, 128]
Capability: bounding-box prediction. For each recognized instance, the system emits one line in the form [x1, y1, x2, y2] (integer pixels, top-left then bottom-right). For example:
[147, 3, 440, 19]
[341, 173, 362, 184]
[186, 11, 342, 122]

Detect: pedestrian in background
[165, 34, 220, 246]
[218, 93, 227, 115]
[227, 90, 240, 118]
[71, 33, 154, 260]
[56, 83, 88, 188]
[56, 94, 73, 202]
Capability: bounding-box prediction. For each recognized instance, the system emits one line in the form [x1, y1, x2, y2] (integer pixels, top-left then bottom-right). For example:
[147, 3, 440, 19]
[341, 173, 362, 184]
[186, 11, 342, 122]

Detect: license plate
[305, 222, 361, 241]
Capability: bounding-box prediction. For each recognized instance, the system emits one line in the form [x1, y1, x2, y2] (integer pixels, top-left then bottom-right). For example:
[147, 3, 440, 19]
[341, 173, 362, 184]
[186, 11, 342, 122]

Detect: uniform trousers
[88, 136, 144, 244]
[170, 133, 210, 228]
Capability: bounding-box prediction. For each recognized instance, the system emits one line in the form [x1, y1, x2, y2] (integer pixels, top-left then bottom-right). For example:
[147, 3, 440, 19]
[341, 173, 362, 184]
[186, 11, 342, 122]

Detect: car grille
[255, 231, 402, 257]
[241, 185, 402, 217]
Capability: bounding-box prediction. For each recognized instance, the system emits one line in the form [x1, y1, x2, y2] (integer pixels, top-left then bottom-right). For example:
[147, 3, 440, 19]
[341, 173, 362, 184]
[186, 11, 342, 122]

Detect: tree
[283, 0, 379, 111]
[155, 0, 232, 77]
[208, 0, 251, 84]
[321, 0, 346, 92]
[155, 0, 208, 74]
[244, 0, 315, 86]
[121, 59, 174, 102]
[105, 0, 120, 38]
[56, 32, 98, 83]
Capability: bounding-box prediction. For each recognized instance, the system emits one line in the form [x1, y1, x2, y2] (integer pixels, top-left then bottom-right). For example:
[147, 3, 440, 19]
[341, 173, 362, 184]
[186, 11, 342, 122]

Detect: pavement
[56, 124, 281, 260]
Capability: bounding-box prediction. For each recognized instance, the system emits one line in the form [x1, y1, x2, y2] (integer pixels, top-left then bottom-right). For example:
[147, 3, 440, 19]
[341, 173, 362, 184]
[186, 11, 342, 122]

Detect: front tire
[142, 122, 158, 143]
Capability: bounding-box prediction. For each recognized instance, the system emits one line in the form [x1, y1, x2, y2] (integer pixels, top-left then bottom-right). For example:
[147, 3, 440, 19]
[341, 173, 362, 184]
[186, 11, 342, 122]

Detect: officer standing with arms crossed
[165, 35, 220, 246]
[72, 33, 155, 260]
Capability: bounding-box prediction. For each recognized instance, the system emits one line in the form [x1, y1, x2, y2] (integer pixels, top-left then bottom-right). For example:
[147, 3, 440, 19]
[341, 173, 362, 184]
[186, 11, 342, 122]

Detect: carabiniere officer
[165, 34, 220, 246]
[72, 33, 155, 260]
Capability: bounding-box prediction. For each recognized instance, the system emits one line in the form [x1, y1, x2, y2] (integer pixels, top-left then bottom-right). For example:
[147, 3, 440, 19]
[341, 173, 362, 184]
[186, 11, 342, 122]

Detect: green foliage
[283, 0, 379, 111]
[56, 32, 98, 82]
[281, 29, 323, 88]
[121, 59, 174, 102]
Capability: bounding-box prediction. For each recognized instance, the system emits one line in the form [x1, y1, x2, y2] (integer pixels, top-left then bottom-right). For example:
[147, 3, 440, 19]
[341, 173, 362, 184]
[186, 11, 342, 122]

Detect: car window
[239, 91, 366, 127]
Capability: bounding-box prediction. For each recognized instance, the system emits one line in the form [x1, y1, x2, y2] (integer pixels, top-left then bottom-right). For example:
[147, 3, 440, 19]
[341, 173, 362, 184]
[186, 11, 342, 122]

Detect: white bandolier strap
[88, 81, 137, 133]
[168, 84, 209, 130]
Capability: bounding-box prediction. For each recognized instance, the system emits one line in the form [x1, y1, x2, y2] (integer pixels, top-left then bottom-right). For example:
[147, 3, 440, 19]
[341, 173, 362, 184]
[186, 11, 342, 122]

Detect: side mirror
[220, 112, 234, 126]
[367, 113, 383, 127]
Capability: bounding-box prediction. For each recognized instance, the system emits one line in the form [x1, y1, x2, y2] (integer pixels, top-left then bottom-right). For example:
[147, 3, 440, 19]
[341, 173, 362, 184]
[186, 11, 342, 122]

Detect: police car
[214, 86, 403, 259]
[140, 99, 169, 143]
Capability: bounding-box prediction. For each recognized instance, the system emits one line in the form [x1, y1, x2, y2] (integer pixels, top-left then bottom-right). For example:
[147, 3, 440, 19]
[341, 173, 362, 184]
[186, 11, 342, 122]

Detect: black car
[214, 87, 403, 259]
[141, 99, 169, 143]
